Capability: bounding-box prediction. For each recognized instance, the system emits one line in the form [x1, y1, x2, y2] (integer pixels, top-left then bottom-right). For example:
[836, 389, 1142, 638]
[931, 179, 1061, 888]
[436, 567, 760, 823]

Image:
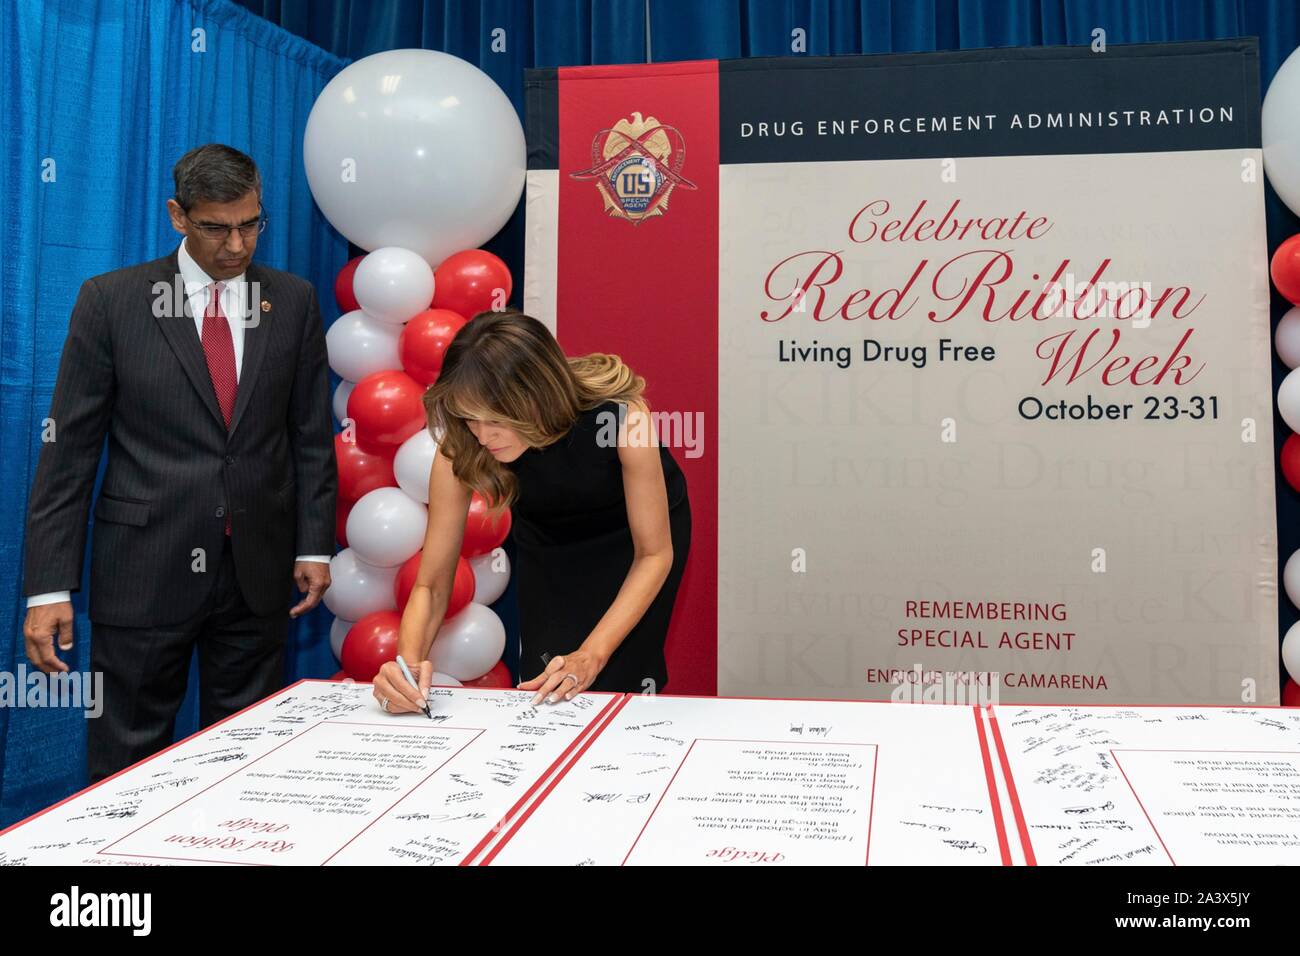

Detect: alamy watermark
[50, 886, 150, 935]
[888, 664, 1001, 706]
[151, 274, 265, 328]
[1039, 270, 1167, 328]
[594, 404, 705, 459]
[1, 665, 103, 718]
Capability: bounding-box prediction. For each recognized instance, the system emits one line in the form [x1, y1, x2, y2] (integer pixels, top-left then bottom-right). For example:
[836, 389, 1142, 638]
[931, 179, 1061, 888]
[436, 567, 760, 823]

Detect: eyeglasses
[180, 204, 269, 241]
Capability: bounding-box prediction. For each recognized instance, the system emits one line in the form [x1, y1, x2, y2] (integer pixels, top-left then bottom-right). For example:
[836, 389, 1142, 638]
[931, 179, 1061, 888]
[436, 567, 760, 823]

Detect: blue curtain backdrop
[0, 0, 349, 826]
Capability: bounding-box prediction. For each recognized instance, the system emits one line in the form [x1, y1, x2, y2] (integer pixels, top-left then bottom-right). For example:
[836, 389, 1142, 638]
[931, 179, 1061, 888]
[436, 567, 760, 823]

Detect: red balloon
[399, 309, 469, 386]
[336, 497, 354, 547]
[1283, 434, 1300, 494]
[394, 551, 476, 615]
[1284, 679, 1300, 707]
[335, 433, 397, 500]
[334, 255, 364, 313]
[340, 609, 402, 682]
[329, 669, 351, 682]
[461, 492, 512, 557]
[347, 369, 427, 456]
[462, 661, 512, 688]
[432, 249, 512, 319]
[394, 551, 421, 608]
[1271, 234, 1300, 305]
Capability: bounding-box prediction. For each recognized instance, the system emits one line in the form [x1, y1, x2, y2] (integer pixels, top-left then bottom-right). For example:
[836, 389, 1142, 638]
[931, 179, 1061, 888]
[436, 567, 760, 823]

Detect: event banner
[523, 40, 1278, 704]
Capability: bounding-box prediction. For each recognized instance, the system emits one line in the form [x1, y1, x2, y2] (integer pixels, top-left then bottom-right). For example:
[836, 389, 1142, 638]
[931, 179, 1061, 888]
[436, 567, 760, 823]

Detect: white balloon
[1279, 367, 1300, 433]
[1277, 307, 1300, 370]
[333, 380, 355, 424]
[1264, 46, 1300, 219]
[469, 548, 510, 605]
[1285, 621, 1300, 684]
[324, 549, 398, 620]
[304, 49, 526, 267]
[430, 672, 463, 687]
[394, 428, 439, 503]
[1286, 551, 1300, 611]
[325, 309, 401, 382]
[329, 616, 355, 662]
[347, 487, 428, 567]
[353, 247, 436, 325]
[427, 603, 506, 681]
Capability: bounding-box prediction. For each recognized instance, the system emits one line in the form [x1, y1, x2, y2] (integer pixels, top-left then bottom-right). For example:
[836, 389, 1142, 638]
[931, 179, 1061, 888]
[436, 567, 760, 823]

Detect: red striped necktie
[201, 282, 238, 535]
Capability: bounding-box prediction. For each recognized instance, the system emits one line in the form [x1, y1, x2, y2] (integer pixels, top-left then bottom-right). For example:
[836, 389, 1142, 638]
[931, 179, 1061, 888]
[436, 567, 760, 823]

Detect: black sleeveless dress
[503, 399, 691, 694]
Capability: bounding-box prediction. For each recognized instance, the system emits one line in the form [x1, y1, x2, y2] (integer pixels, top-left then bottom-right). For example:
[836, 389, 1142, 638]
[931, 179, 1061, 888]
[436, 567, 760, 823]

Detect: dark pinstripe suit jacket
[23, 249, 338, 626]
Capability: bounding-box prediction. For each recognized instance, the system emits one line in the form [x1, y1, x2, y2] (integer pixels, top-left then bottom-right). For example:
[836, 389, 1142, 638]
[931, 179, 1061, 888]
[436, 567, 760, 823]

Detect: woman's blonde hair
[422, 310, 645, 513]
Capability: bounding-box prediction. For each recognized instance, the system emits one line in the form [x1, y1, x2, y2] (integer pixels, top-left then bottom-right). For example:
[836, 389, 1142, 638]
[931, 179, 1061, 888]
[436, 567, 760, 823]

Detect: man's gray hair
[173, 144, 261, 210]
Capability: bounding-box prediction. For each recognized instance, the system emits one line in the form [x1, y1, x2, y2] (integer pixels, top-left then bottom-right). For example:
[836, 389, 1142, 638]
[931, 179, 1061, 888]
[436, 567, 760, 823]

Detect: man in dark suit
[22, 144, 337, 782]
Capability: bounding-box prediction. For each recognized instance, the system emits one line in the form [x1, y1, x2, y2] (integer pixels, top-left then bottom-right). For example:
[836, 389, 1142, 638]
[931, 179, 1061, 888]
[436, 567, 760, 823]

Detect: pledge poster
[523, 40, 1279, 703]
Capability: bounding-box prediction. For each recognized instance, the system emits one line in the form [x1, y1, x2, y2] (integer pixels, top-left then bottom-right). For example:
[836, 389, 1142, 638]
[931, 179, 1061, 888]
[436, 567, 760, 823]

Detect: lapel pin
[261, 300, 271, 313]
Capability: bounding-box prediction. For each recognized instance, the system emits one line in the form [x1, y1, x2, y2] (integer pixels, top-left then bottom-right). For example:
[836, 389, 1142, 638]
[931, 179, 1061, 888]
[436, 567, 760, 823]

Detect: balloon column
[1264, 45, 1300, 705]
[304, 49, 525, 686]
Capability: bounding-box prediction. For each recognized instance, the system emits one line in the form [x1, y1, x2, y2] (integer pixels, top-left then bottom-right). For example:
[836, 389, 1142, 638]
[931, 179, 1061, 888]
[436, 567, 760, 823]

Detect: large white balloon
[304, 49, 526, 267]
[1285, 620, 1300, 684]
[324, 549, 398, 620]
[1279, 367, 1300, 433]
[1264, 46, 1300, 219]
[430, 672, 463, 687]
[427, 602, 506, 681]
[353, 248, 435, 325]
[394, 428, 439, 503]
[333, 380, 355, 424]
[469, 548, 510, 605]
[325, 309, 401, 383]
[347, 487, 428, 567]
[329, 616, 355, 662]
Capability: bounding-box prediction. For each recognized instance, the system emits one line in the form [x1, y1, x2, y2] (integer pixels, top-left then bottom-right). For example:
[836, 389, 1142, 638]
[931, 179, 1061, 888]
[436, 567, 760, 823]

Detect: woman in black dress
[372, 310, 691, 712]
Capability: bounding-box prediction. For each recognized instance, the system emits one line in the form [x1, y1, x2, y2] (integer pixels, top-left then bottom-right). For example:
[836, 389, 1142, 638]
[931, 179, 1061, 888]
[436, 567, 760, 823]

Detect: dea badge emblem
[570, 111, 697, 224]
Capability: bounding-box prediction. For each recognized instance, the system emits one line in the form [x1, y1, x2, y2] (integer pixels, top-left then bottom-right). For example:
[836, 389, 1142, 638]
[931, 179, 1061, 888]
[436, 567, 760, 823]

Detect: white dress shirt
[181, 235, 248, 380]
[28, 241, 329, 609]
